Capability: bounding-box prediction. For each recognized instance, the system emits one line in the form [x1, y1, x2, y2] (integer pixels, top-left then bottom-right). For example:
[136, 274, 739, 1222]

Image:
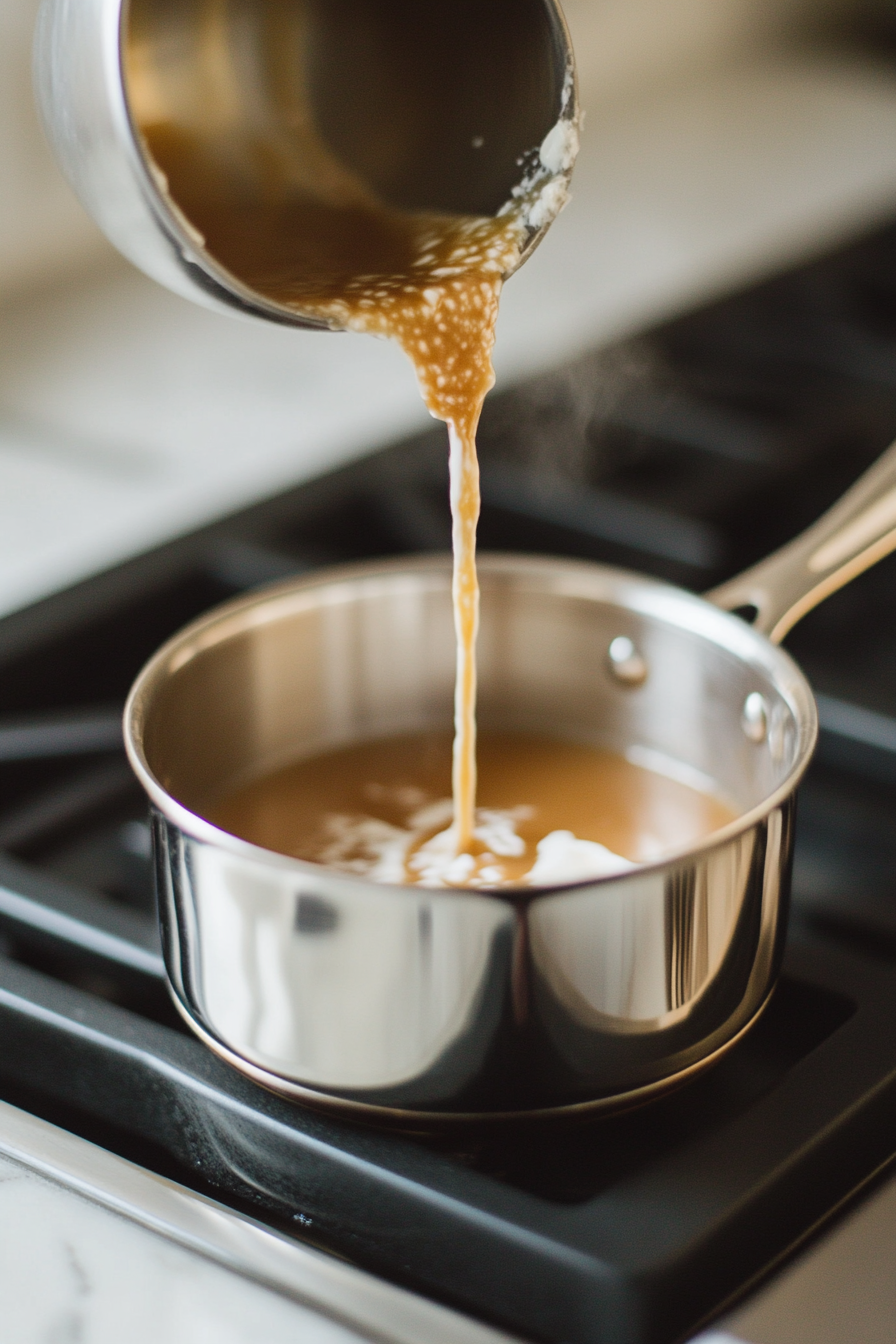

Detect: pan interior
[135, 558, 815, 846]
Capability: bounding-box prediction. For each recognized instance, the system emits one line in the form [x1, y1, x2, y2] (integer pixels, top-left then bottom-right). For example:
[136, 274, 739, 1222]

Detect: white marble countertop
[0, 1098, 516, 1344]
[2, 50, 896, 620]
[1, 1161, 362, 1344]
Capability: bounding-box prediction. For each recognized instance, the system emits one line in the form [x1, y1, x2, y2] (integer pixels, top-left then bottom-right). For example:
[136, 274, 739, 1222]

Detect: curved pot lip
[114, 0, 330, 331]
[123, 552, 818, 906]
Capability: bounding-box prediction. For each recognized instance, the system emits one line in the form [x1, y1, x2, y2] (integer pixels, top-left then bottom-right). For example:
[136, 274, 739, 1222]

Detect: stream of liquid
[276, 209, 526, 856]
[135, 108, 564, 868]
[130, 51, 735, 888]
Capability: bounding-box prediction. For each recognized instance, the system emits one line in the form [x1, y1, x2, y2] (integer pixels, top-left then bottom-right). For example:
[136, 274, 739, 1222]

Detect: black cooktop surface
[0, 222, 895, 1344]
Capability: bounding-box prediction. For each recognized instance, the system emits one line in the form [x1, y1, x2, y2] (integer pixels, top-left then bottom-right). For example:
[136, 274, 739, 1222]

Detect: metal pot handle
[706, 439, 896, 644]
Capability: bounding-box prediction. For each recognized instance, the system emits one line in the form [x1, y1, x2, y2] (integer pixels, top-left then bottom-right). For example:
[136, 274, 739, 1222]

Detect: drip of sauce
[135, 115, 569, 862]
[129, 45, 580, 874]
[278, 210, 524, 855]
[210, 732, 737, 890]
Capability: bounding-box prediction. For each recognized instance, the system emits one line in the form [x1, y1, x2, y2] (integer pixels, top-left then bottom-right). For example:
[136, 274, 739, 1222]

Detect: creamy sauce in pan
[211, 732, 737, 889]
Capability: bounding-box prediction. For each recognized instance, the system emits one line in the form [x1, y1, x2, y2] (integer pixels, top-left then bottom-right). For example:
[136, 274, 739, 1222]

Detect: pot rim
[123, 552, 818, 904]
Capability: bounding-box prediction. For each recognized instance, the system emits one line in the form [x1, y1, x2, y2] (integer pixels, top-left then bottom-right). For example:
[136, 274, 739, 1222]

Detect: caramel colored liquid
[128, 10, 575, 866]
[138, 120, 525, 859]
[211, 733, 736, 889]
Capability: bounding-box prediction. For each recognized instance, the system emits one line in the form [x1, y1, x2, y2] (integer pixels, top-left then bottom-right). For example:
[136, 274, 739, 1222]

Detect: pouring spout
[706, 439, 896, 644]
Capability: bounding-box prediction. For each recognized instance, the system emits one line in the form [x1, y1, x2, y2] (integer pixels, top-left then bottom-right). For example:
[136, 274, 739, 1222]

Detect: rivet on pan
[742, 692, 768, 743]
[607, 636, 648, 687]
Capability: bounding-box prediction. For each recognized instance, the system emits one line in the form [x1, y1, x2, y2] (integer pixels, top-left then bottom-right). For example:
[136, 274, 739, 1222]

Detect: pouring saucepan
[124, 441, 896, 1123]
[34, 0, 577, 329]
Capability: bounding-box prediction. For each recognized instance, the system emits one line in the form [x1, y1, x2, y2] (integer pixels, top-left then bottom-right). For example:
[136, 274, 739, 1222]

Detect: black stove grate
[0, 222, 895, 1343]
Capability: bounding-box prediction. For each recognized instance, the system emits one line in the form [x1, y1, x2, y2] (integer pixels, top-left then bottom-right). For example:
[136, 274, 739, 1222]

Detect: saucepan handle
[706, 439, 896, 645]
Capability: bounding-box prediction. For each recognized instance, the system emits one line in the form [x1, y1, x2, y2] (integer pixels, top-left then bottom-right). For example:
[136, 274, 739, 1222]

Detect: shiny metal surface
[707, 438, 896, 641]
[33, 0, 576, 329]
[125, 553, 812, 1120]
[606, 634, 648, 687]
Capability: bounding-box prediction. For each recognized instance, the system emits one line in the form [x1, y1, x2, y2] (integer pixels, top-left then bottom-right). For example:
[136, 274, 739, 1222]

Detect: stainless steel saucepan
[34, 0, 577, 329]
[124, 442, 896, 1123]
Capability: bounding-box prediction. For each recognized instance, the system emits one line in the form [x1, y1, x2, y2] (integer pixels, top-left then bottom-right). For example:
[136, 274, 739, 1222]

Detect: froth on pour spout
[121, 0, 579, 322]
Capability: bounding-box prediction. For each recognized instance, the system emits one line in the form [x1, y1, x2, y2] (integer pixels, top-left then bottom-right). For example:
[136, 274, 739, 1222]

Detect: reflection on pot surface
[154, 800, 789, 1110]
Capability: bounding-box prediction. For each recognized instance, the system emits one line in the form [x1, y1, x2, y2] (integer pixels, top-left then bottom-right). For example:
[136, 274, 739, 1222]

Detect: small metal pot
[124, 442, 896, 1122]
[33, 0, 576, 329]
